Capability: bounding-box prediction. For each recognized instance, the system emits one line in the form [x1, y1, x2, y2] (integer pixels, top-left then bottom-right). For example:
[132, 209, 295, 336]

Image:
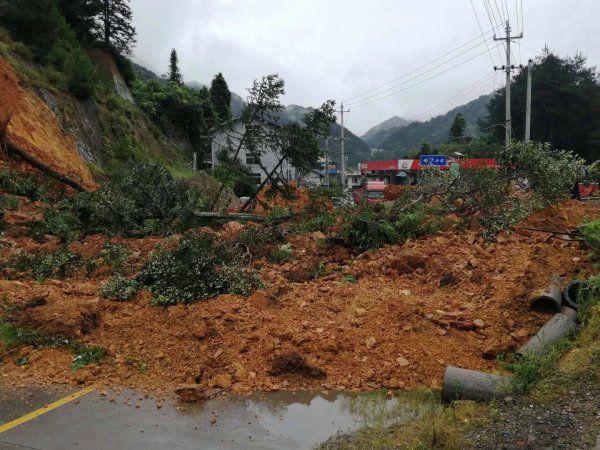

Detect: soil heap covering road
[0, 200, 597, 398]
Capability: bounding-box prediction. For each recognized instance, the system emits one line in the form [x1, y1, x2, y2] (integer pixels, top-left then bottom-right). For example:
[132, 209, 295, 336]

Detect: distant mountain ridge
[364, 94, 492, 157]
[362, 116, 410, 147]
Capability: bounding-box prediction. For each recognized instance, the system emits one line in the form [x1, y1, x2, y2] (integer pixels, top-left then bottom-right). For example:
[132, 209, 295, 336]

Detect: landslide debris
[0, 199, 597, 396]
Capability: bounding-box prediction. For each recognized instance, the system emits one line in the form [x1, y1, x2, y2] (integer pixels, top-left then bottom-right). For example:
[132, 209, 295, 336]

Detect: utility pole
[338, 102, 350, 190]
[324, 137, 330, 188]
[525, 58, 533, 142]
[494, 20, 523, 151]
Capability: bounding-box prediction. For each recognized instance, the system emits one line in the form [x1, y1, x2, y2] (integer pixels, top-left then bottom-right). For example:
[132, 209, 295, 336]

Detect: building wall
[211, 121, 297, 185]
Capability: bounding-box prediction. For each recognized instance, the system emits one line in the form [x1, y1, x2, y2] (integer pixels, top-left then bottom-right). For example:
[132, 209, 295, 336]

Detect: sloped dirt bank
[0, 201, 597, 397]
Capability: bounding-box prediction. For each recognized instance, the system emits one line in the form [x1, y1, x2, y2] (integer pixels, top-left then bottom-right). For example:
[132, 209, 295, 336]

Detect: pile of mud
[0, 57, 96, 190]
[0, 200, 597, 397]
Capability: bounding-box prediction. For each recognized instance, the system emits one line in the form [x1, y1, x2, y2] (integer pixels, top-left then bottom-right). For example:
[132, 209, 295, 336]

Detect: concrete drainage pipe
[562, 280, 587, 311]
[516, 308, 577, 356]
[441, 366, 513, 403]
[529, 278, 564, 313]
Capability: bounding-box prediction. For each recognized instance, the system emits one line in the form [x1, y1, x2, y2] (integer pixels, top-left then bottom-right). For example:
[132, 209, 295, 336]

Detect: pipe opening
[530, 294, 562, 313]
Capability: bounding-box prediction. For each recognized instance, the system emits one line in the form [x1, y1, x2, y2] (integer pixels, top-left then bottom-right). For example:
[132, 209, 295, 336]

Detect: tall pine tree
[58, 0, 102, 44]
[449, 113, 466, 139]
[100, 0, 136, 55]
[168, 49, 183, 85]
[210, 73, 232, 121]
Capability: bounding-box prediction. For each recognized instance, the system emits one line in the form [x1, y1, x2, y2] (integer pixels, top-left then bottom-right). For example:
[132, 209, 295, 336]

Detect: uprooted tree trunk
[0, 116, 88, 192]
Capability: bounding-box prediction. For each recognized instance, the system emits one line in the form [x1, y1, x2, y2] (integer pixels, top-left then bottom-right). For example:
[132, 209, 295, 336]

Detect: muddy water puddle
[0, 386, 430, 449]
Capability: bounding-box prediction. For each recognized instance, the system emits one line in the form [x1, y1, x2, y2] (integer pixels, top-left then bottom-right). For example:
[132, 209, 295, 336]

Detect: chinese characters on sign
[419, 155, 447, 166]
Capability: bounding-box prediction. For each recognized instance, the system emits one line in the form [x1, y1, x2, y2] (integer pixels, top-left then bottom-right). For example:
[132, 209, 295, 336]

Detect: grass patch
[0, 322, 107, 371]
[318, 390, 491, 450]
[0, 249, 83, 281]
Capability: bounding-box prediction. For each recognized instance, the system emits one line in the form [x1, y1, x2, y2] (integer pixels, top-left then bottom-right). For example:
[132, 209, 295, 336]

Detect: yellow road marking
[0, 385, 96, 434]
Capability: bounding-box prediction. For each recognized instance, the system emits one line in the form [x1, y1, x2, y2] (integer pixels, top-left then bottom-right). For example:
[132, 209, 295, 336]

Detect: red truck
[352, 181, 386, 204]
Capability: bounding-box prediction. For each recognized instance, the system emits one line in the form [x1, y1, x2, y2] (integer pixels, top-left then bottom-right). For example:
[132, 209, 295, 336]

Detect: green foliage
[236, 225, 284, 248]
[100, 242, 130, 273]
[168, 48, 183, 85]
[131, 78, 215, 154]
[449, 112, 466, 139]
[99, 0, 136, 56]
[582, 220, 600, 261]
[211, 149, 257, 197]
[506, 339, 574, 393]
[579, 275, 600, 325]
[269, 243, 293, 264]
[0, 0, 64, 58]
[29, 206, 82, 242]
[590, 160, 600, 182]
[136, 233, 259, 306]
[69, 163, 207, 236]
[99, 275, 139, 301]
[481, 50, 600, 162]
[497, 141, 585, 202]
[0, 248, 82, 281]
[32, 249, 83, 281]
[264, 206, 292, 227]
[301, 212, 336, 233]
[210, 72, 232, 122]
[0, 169, 47, 201]
[70, 345, 107, 371]
[342, 275, 357, 283]
[342, 203, 438, 251]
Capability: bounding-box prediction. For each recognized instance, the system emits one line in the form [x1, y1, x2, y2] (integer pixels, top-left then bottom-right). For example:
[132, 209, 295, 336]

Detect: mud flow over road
[0, 200, 597, 397]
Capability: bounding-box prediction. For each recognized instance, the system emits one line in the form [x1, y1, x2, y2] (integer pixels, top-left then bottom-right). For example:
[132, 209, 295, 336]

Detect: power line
[470, 0, 496, 66]
[405, 75, 495, 122]
[401, 73, 493, 120]
[342, 26, 501, 104]
[483, 0, 506, 61]
[349, 44, 501, 110]
[346, 39, 495, 107]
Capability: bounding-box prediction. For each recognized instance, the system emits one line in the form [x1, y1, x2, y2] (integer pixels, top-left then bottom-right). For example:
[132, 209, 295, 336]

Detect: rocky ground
[0, 200, 598, 401]
[466, 375, 600, 449]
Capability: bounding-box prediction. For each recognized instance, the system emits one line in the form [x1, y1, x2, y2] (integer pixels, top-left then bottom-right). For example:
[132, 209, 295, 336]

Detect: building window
[251, 173, 262, 185]
[246, 152, 261, 165]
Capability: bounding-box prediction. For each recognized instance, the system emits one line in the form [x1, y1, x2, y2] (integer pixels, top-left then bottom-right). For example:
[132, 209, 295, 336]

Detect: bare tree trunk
[240, 156, 286, 212]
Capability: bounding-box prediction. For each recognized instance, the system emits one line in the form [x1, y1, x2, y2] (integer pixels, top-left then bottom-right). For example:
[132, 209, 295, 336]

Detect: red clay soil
[0, 57, 96, 190]
[0, 201, 597, 398]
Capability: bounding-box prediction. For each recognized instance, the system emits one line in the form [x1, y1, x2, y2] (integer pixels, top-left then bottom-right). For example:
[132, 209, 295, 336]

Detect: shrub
[342, 203, 437, 251]
[264, 206, 292, 227]
[582, 220, 600, 261]
[99, 275, 139, 301]
[100, 242, 131, 274]
[32, 249, 83, 281]
[269, 243, 293, 263]
[0, 169, 47, 201]
[136, 233, 259, 306]
[300, 212, 336, 233]
[29, 206, 82, 242]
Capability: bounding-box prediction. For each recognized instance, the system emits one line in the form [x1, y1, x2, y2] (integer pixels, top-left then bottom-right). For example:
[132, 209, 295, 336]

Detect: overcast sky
[130, 0, 600, 136]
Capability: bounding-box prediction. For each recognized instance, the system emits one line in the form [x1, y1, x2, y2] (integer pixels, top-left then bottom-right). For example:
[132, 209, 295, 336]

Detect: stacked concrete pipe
[529, 277, 564, 313]
[441, 279, 582, 403]
[441, 366, 513, 402]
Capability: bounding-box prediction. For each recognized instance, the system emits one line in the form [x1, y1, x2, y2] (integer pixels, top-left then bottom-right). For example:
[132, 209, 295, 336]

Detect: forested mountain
[373, 94, 491, 156]
[362, 116, 410, 148]
[132, 62, 245, 116]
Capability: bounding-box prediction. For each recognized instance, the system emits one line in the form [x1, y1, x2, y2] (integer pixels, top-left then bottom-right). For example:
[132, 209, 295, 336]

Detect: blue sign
[419, 155, 447, 166]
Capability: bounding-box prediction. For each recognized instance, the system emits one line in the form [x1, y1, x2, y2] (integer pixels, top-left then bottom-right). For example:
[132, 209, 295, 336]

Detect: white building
[209, 118, 297, 186]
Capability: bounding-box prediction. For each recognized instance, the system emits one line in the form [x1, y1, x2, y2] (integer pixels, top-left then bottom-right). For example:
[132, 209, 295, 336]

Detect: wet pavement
[0, 387, 388, 449]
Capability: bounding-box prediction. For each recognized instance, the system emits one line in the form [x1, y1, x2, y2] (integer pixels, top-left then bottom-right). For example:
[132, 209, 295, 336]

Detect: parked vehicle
[352, 181, 387, 204]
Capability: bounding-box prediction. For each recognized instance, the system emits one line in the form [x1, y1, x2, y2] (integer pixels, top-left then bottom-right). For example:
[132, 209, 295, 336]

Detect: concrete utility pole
[494, 20, 523, 151]
[525, 58, 533, 142]
[338, 102, 350, 190]
[324, 137, 330, 188]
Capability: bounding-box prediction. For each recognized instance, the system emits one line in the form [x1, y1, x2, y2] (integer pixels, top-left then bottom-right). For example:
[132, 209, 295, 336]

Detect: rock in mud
[175, 385, 223, 403]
